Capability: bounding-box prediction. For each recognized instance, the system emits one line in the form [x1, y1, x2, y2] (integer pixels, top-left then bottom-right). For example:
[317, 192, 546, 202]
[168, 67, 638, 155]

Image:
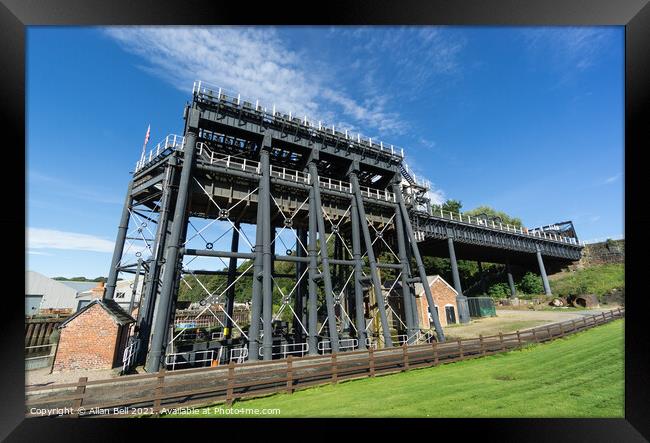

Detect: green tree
[464, 205, 524, 227]
[487, 282, 511, 298]
[432, 199, 463, 215]
[518, 272, 544, 294]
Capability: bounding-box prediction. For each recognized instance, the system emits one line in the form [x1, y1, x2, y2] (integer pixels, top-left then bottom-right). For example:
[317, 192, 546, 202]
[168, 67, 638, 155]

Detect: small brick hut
[414, 275, 460, 328]
[52, 298, 135, 372]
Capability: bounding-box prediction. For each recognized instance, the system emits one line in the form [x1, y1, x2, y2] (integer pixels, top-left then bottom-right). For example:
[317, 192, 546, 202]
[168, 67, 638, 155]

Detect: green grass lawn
[550, 263, 624, 298]
[164, 319, 624, 418]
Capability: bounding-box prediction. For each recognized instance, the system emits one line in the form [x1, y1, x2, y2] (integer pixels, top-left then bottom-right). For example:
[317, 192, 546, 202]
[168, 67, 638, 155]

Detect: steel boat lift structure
[105, 82, 583, 373]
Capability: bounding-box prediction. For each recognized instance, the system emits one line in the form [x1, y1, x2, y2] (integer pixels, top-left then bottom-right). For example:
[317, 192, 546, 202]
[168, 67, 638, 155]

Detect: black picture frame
[4, 0, 648, 440]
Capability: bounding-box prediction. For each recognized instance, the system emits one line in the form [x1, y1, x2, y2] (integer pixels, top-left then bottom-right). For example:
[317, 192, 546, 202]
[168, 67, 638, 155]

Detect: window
[116, 292, 126, 299]
[77, 300, 91, 311]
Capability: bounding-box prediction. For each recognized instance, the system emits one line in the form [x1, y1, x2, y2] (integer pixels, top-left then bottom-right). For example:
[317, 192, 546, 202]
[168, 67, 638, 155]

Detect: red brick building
[52, 299, 135, 372]
[414, 275, 460, 328]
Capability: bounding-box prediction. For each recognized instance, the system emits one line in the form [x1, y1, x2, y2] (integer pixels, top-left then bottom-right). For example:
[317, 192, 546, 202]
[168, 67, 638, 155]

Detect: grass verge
[162, 319, 624, 418]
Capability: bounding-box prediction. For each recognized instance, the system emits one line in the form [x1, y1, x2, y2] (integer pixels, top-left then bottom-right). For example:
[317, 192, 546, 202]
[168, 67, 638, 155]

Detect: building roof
[58, 281, 98, 293]
[383, 275, 457, 296]
[59, 299, 136, 328]
[413, 275, 458, 296]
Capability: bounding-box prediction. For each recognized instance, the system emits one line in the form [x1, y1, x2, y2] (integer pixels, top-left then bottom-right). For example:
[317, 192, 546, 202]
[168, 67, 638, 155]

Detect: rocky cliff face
[569, 239, 624, 270]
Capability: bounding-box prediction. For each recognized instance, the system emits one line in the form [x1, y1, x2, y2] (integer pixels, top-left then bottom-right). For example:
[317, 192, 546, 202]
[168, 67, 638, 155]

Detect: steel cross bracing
[104, 83, 583, 374]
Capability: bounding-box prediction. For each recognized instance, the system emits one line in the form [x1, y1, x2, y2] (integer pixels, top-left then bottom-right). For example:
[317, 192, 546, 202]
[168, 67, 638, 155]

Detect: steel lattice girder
[107, 93, 584, 374]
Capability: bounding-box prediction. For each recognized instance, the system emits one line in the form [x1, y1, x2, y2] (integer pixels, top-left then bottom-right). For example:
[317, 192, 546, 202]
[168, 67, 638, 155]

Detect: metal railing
[122, 341, 139, 373]
[421, 208, 583, 245]
[135, 134, 185, 173]
[165, 350, 214, 371]
[258, 342, 309, 358]
[196, 142, 396, 203]
[402, 162, 432, 189]
[229, 347, 249, 364]
[192, 80, 405, 160]
[271, 165, 310, 184]
[318, 338, 358, 353]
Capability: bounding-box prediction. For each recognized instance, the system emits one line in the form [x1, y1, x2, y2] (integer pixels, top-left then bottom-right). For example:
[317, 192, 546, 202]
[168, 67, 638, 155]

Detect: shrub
[487, 282, 511, 298]
[518, 272, 544, 294]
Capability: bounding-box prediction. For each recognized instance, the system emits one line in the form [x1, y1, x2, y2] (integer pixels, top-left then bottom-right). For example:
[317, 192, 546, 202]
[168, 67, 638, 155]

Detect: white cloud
[427, 188, 446, 206]
[27, 250, 53, 256]
[418, 137, 437, 150]
[28, 170, 123, 205]
[522, 27, 613, 76]
[104, 27, 413, 137]
[27, 228, 115, 253]
[604, 173, 621, 184]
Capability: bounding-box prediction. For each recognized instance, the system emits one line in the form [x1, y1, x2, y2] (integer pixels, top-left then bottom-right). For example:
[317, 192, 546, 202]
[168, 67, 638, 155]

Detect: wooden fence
[25, 317, 64, 349]
[24, 307, 624, 418]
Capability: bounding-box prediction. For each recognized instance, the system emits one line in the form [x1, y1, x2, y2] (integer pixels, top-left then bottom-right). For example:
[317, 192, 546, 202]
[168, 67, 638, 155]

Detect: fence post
[226, 361, 235, 406]
[499, 332, 505, 351]
[583, 317, 588, 328]
[286, 355, 294, 394]
[479, 335, 486, 356]
[71, 377, 87, 418]
[402, 344, 409, 371]
[602, 311, 608, 322]
[432, 342, 439, 366]
[532, 328, 539, 343]
[559, 322, 565, 337]
[153, 369, 165, 416]
[516, 330, 522, 347]
[458, 339, 464, 359]
[546, 325, 552, 340]
[571, 320, 577, 333]
[368, 347, 375, 377]
[331, 353, 338, 384]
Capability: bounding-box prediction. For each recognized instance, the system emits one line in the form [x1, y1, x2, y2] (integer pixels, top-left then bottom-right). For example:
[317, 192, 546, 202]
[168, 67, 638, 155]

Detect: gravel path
[443, 306, 618, 339]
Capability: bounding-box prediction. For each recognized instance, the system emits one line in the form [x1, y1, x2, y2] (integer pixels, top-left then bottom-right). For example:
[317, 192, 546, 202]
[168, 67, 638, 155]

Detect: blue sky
[26, 26, 624, 278]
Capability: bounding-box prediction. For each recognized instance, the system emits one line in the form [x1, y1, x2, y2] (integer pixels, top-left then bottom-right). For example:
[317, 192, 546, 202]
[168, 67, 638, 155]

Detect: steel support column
[224, 223, 240, 339]
[247, 190, 265, 361]
[395, 189, 446, 342]
[392, 184, 416, 342]
[506, 260, 517, 298]
[308, 162, 340, 353]
[145, 130, 197, 372]
[536, 246, 552, 295]
[307, 183, 319, 355]
[105, 180, 134, 300]
[404, 232, 420, 331]
[260, 147, 274, 360]
[350, 172, 392, 347]
[350, 195, 367, 349]
[447, 236, 470, 324]
[136, 159, 176, 365]
[294, 228, 307, 340]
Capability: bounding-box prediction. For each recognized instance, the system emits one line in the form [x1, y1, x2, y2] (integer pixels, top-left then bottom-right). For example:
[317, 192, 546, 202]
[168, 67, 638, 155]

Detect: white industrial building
[25, 271, 143, 316]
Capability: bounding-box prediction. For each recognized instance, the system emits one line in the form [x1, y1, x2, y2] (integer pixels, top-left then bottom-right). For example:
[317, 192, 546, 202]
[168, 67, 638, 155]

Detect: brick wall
[416, 278, 459, 328]
[52, 304, 122, 372]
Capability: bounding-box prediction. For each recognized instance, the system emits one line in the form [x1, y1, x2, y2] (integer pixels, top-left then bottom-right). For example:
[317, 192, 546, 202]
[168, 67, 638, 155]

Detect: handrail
[418, 208, 583, 246]
[135, 134, 185, 173]
[192, 80, 404, 160]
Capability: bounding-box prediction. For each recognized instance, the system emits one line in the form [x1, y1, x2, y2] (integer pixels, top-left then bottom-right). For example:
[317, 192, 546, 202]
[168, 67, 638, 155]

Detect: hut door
[445, 306, 456, 324]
